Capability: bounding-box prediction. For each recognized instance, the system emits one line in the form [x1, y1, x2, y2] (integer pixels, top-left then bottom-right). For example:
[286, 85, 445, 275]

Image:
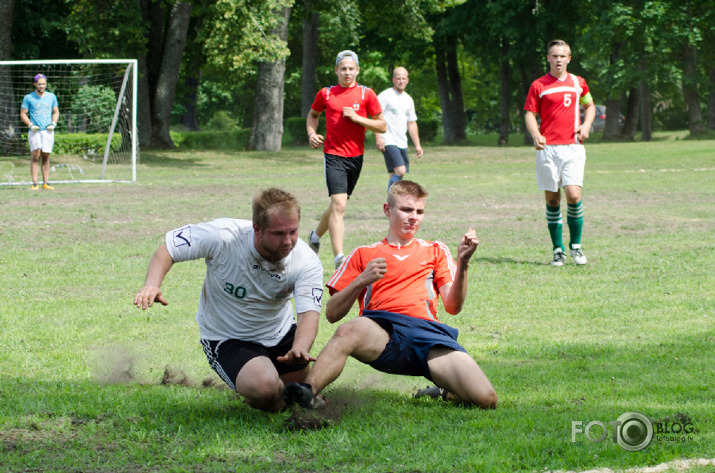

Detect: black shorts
[200, 325, 307, 391]
[382, 145, 409, 173]
[324, 153, 363, 196]
[363, 310, 467, 381]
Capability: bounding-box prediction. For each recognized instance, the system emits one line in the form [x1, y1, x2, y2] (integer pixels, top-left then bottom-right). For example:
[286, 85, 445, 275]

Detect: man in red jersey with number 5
[525, 40, 595, 266]
[306, 50, 386, 270]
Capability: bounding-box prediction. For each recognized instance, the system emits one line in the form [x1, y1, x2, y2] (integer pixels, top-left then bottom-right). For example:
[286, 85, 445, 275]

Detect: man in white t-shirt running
[375, 67, 423, 191]
[134, 188, 324, 412]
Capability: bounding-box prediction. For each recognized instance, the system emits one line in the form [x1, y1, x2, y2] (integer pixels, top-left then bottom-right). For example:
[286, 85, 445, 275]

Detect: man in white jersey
[375, 67, 423, 191]
[524, 39, 595, 266]
[134, 188, 324, 412]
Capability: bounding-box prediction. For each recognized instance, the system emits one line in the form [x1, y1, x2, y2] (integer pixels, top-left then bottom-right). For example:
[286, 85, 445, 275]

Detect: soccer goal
[0, 59, 138, 185]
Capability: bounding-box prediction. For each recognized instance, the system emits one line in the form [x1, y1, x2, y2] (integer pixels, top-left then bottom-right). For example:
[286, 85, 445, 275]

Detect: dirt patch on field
[545, 458, 714, 473]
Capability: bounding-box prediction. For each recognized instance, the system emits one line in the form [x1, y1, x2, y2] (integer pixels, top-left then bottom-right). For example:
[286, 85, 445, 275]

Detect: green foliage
[418, 118, 439, 142]
[71, 84, 117, 132]
[285, 116, 325, 145]
[25, 132, 123, 155]
[206, 110, 239, 131]
[170, 129, 250, 150]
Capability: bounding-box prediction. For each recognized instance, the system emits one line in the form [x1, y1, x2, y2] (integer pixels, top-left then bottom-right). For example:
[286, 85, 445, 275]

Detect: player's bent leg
[235, 356, 284, 412]
[393, 165, 407, 178]
[427, 347, 497, 409]
[306, 317, 390, 395]
[563, 185, 582, 205]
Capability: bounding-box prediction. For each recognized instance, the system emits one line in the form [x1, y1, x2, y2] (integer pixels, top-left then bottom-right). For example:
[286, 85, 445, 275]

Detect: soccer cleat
[550, 249, 566, 266]
[31, 184, 39, 191]
[282, 382, 316, 409]
[308, 230, 320, 254]
[413, 385, 451, 401]
[42, 184, 54, 190]
[334, 254, 346, 270]
[570, 246, 587, 265]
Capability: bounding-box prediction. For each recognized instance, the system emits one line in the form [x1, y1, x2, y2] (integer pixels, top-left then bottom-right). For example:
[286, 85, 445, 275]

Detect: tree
[0, 0, 17, 154]
[248, 6, 291, 151]
[66, 0, 192, 149]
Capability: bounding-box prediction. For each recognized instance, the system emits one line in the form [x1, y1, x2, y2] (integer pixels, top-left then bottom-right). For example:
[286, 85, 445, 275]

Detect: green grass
[0, 136, 713, 472]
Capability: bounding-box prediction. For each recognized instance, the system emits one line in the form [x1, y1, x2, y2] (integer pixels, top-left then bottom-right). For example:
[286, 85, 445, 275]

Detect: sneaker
[413, 385, 449, 400]
[570, 246, 587, 265]
[31, 184, 39, 191]
[308, 230, 320, 254]
[42, 183, 54, 190]
[550, 249, 566, 266]
[282, 382, 316, 409]
[334, 254, 346, 270]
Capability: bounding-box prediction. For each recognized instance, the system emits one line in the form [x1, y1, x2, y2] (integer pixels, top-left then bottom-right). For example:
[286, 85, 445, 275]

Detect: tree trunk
[639, 79, 652, 142]
[682, 44, 705, 135]
[621, 87, 639, 141]
[0, 0, 21, 155]
[446, 40, 467, 143]
[603, 96, 622, 141]
[301, 1, 319, 118]
[180, 74, 201, 131]
[435, 45, 454, 144]
[150, 1, 191, 149]
[498, 39, 510, 146]
[248, 7, 291, 151]
[137, 58, 152, 149]
[708, 66, 715, 130]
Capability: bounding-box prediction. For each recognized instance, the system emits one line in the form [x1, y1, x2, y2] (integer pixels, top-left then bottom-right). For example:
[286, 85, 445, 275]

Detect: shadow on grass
[473, 256, 545, 266]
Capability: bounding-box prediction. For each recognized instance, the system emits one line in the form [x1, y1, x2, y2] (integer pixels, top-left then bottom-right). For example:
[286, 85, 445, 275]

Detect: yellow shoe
[31, 184, 39, 191]
[42, 183, 55, 190]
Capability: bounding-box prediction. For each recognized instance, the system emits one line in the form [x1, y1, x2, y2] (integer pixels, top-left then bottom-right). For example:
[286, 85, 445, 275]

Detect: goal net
[0, 59, 138, 185]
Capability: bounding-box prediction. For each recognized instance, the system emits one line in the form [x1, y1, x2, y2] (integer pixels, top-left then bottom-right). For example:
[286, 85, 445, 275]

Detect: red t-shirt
[524, 73, 590, 145]
[311, 84, 382, 157]
[326, 238, 456, 322]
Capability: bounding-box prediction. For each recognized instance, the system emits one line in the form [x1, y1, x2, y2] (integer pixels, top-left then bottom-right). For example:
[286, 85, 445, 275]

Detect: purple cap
[34, 74, 47, 83]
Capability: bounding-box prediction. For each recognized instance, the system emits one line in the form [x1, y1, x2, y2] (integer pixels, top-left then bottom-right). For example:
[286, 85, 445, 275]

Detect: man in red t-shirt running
[283, 180, 497, 409]
[524, 39, 595, 266]
[306, 50, 386, 269]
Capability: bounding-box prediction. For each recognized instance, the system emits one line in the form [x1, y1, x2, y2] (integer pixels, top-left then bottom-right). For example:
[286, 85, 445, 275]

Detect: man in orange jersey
[283, 180, 497, 409]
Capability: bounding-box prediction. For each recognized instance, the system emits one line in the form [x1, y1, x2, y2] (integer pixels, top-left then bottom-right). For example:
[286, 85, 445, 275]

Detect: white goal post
[0, 59, 138, 185]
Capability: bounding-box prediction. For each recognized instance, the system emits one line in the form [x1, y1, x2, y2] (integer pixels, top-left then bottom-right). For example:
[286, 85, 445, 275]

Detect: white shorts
[536, 144, 586, 192]
[28, 129, 55, 154]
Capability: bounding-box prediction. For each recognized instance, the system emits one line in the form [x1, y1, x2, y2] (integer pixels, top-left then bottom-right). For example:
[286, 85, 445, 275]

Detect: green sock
[546, 204, 563, 252]
[567, 201, 584, 248]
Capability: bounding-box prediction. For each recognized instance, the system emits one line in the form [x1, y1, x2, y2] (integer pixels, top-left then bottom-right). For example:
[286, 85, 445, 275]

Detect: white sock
[334, 253, 344, 265]
[310, 231, 320, 244]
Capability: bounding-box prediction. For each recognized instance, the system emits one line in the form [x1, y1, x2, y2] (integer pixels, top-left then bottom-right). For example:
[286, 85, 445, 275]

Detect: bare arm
[525, 111, 545, 150]
[343, 109, 387, 134]
[577, 101, 596, 141]
[52, 106, 59, 125]
[276, 310, 319, 364]
[407, 121, 423, 158]
[375, 132, 385, 151]
[20, 108, 31, 127]
[134, 243, 174, 309]
[325, 258, 387, 323]
[439, 229, 479, 315]
[307, 108, 324, 148]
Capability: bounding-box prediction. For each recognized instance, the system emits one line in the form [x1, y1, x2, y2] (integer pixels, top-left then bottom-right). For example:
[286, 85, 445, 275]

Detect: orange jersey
[327, 238, 456, 321]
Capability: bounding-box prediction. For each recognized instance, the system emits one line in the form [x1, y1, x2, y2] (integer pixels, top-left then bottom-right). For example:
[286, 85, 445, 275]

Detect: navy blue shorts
[362, 310, 466, 381]
[200, 325, 307, 391]
[382, 145, 409, 173]
[324, 153, 363, 196]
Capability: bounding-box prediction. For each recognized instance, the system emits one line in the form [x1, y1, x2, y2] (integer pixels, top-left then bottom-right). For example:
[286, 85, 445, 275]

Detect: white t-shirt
[377, 87, 418, 149]
[165, 218, 324, 346]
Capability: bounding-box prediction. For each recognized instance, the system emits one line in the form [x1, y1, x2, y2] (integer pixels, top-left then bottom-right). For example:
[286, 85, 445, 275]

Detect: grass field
[0, 135, 713, 472]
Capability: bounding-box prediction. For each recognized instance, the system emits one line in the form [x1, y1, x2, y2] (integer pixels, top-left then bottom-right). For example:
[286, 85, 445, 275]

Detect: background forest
[1, 0, 713, 150]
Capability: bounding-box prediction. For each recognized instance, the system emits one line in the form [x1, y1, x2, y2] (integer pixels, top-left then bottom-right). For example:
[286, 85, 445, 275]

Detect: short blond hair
[252, 188, 301, 230]
[387, 180, 428, 206]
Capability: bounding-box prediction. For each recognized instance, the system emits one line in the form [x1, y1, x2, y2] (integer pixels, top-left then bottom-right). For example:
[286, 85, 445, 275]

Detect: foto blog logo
[571, 411, 654, 452]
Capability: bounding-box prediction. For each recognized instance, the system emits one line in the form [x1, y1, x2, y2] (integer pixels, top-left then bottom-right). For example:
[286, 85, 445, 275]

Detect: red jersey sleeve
[311, 88, 327, 113]
[524, 81, 541, 113]
[365, 88, 382, 117]
[432, 241, 456, 290]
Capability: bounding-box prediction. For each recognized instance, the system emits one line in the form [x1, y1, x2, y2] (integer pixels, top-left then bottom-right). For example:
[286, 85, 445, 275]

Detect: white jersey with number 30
[165, 218, 324, 346]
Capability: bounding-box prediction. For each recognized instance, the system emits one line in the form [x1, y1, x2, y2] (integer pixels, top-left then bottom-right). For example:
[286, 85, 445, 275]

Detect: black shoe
[413, 385, 448, 400]
[282, 382, 315, 409]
